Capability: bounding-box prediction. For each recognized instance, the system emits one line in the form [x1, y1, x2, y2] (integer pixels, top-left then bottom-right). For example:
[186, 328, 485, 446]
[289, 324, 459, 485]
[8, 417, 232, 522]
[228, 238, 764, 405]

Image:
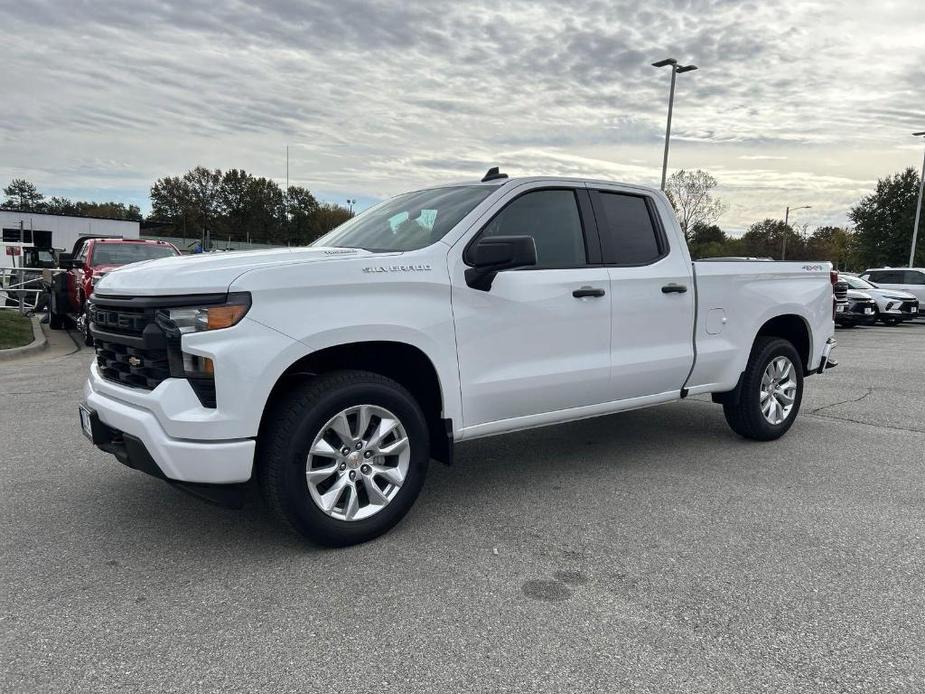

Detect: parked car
[839, 273, 919, 324]
[835, 288, 878, 327]
[48, 237, 180, 341]
[859, 268, 925, 305]
[80, 172, 838, 546]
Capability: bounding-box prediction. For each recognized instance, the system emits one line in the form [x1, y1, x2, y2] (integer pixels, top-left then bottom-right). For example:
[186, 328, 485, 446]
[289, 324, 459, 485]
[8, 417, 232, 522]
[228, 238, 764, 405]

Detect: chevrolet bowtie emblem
[127, 356, 142, 367]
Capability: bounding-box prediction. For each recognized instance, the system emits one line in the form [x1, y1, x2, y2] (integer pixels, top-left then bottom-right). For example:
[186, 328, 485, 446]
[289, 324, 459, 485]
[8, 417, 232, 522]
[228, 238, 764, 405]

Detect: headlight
[158, 293, 251, 334]
[154, 293, 251, 399]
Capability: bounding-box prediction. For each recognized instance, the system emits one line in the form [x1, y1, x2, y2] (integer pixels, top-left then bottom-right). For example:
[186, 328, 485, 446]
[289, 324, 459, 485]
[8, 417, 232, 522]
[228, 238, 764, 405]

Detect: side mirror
[58, 253, 74, 269]
[465, 235, 537, 291]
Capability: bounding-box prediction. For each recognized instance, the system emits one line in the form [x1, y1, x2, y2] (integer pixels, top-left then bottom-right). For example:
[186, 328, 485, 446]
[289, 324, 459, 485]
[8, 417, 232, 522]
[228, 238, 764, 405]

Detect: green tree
[43, 196, 81, 216]
[285, 185, 322, 243]
[150, 175, 194, 238]
[849, 167, 924, 268]
[311, 203, 354, 242]
[183, 167, 223, 244]
[687, 222, 727, 259]
[665, 170, 727, 242]
[3, 179, 44, 211]
[805, 226, 856, 269]
[740, 219, 804, 260]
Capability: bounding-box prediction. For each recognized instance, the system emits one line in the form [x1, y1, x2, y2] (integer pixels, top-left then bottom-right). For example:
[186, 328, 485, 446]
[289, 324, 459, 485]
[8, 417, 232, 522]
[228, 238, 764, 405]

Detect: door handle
[661, 283, 688, 294]
[573, 286, 606, 298]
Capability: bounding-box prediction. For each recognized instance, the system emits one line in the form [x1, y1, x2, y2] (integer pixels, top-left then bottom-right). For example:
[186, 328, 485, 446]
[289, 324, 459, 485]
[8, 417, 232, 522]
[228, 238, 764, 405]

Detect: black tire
[723, 337, 804, 441]
[258, 370, 430, 547]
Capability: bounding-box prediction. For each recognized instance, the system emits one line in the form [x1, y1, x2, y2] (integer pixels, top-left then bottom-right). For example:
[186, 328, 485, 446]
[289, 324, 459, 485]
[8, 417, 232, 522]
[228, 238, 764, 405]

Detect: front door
[450, 187, 612, 433]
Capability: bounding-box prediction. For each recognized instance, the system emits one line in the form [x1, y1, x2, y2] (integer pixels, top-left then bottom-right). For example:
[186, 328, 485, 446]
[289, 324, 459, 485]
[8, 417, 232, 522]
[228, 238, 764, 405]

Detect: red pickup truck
[50, 237, 180, 343]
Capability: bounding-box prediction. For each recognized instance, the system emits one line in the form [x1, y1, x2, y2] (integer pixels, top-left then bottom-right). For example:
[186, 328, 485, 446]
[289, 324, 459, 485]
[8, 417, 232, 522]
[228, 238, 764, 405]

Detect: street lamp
[652, 58, 698, 190]
[346, 199, 357, 214]
[782, 205, 811, 260]
[909, 131, 925, 267]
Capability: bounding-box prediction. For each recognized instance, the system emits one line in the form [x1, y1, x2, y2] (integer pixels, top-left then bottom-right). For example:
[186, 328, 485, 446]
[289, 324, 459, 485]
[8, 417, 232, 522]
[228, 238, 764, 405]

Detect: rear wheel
[258, 370, 430, 546]
[723, 337, 804, 441]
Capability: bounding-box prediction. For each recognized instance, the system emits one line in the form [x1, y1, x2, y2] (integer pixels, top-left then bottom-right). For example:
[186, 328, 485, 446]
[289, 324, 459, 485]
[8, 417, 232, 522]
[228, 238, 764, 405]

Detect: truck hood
[94, 246, 375, 296]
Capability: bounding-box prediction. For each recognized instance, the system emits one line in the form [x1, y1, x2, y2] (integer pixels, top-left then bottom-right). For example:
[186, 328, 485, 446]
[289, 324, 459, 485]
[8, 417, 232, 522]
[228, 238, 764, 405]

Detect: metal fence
[0, 268, 62, 314]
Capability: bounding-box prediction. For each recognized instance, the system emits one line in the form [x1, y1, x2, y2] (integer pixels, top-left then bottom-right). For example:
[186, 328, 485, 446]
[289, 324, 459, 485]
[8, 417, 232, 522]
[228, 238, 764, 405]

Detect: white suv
[860, 268, 925, 304]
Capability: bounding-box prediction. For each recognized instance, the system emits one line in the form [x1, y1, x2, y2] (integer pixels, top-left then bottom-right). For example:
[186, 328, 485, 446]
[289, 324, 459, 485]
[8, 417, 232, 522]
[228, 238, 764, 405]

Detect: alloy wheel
[760, 356, 797, 425]
[305, 404, 410, 521]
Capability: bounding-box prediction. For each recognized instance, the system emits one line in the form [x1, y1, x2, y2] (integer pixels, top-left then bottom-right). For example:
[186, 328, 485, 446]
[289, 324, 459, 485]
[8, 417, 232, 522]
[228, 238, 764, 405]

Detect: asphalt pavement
[2, 321, 924, 693]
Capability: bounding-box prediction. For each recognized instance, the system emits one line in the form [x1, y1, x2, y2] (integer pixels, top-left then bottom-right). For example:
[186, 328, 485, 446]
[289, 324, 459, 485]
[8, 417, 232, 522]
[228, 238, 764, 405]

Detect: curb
[0, 315, 48, 361]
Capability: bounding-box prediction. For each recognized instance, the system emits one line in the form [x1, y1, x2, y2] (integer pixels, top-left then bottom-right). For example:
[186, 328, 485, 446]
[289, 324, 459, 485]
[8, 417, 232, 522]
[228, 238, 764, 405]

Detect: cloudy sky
[1, 0, 923, 231]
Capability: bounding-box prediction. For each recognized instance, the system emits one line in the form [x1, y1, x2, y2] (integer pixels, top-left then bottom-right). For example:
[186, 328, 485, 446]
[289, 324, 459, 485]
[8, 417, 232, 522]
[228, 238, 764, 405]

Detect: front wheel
[723, 337, 804, 441]
[258, 370, 430, 547]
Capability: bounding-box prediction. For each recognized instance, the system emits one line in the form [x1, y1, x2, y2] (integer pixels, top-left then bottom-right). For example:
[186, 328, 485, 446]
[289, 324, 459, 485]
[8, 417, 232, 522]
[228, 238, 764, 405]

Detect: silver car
[860, 268, 925, 304]
[842, 273, 920, 324]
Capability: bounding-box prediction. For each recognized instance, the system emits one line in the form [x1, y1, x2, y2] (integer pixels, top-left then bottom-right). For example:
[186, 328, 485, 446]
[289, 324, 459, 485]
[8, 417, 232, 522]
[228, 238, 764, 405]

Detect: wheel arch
[755, 313, 812, 374]
[712, 313, 811, 407]
[259, 340, 453, 464]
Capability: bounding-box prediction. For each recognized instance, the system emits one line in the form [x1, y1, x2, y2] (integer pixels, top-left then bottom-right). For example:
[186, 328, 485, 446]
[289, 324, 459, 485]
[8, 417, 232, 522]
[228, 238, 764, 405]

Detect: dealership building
[1, 208, 140, 253]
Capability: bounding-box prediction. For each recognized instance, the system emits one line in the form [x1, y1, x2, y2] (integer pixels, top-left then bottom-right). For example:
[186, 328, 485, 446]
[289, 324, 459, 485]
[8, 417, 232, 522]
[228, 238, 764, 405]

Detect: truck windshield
[92, 244, 178, 265]
[312, 186, 495, 252]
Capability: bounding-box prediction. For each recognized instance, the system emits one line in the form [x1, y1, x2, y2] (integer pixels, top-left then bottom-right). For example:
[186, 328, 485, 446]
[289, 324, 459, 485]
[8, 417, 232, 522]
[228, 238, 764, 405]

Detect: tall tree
[687, 222, 728, 259]
[850, 167, 924, 268]
[150, 175, 194, 238]
[3, 179, 44, 211]
[740, 219, 804, 260]
[182, 167, 223, 243]
[805, 226, 856, 269]
[665, 169, 727, 242]
[285, 185, 322, 243]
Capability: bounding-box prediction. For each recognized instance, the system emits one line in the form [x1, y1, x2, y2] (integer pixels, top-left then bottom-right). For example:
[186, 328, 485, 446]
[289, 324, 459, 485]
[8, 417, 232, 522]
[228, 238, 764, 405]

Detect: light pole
[909, 131, 925, 267]
[652, 58, 698, 190]
[782, 205, 811, 260]
[346, 199, 357, 214]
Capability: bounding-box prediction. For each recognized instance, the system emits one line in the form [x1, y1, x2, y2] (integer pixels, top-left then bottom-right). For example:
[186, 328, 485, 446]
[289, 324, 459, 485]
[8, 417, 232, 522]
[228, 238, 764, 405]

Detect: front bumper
[83, 374, 255, 484]
[836, 306, 877, 326]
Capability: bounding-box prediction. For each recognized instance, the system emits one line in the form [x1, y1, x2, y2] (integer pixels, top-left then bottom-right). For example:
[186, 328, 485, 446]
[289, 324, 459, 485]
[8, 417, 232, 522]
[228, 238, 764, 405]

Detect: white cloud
[0, 0, 923, 228]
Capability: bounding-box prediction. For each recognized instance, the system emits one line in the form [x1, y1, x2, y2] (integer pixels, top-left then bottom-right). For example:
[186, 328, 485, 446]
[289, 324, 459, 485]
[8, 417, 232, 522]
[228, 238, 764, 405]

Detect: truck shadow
[74, 399, 732, 554]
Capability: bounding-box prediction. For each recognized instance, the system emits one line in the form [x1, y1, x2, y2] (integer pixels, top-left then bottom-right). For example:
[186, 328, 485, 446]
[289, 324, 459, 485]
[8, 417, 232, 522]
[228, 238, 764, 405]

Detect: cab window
[478, 190, 587, 269]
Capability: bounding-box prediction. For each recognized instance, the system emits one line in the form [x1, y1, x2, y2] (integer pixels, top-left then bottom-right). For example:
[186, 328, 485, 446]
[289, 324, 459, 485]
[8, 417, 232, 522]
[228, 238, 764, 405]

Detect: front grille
[95, 339, 171, 390]
[89, 295, 225, 407]
[833, 281, 848, 302]
[847, 300, 875, 315]
[900, 300, 919, 315]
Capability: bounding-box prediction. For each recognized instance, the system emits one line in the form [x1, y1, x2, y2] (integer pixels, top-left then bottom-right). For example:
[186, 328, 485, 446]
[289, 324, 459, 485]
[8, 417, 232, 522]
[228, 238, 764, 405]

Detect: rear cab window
[590, 191, 666, 266]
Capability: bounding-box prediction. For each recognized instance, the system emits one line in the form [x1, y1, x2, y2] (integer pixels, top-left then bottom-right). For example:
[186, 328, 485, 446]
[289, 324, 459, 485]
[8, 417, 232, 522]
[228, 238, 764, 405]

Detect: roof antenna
[481, 166, 509, 182]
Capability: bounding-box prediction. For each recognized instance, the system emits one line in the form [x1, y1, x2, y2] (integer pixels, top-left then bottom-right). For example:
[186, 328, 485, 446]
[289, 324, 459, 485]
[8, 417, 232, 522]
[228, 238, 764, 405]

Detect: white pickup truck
[80, 171, 837, 546]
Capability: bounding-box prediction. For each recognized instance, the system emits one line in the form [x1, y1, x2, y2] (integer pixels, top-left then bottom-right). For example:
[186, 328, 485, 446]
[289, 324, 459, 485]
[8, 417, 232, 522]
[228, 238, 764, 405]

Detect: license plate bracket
[78, 404, 110, 444]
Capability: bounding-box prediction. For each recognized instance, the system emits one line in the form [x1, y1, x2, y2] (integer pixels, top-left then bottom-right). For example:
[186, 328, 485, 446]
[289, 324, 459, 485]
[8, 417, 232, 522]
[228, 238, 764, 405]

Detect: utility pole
[910, 131, 925, 267]
[652, 58, 698, 190]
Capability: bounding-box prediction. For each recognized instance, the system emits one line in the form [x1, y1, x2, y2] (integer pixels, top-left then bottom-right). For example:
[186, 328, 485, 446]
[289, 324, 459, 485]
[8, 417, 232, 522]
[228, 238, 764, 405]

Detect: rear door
[589, 188, 695, 400]
[450, 186, 613, 431]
